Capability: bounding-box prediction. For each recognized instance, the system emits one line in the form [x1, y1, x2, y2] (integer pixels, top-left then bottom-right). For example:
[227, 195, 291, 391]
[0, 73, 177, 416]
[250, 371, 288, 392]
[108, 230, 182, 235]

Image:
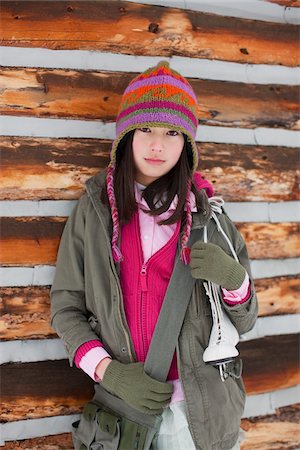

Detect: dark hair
[101, 130, 206, 226]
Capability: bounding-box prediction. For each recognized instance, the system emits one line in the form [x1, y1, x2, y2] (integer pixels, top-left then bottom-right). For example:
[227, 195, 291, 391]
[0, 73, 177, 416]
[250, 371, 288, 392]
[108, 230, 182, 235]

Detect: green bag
[72, 385, 162, 450]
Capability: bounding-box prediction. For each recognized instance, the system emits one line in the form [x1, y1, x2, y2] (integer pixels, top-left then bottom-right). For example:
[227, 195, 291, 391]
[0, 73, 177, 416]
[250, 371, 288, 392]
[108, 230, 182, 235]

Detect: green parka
[50, 169, 258, 450]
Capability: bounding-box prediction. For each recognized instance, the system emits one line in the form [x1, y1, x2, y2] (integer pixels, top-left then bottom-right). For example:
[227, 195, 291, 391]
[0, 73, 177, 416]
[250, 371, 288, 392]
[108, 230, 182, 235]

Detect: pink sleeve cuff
[222, 272, 251, 305]
[74, 339, 104, 367]
[79, 347, 112, 381]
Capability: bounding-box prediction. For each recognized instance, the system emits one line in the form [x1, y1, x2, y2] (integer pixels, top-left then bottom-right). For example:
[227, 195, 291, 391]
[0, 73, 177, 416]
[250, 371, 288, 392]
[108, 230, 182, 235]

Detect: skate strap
[204, 196, 239, 261]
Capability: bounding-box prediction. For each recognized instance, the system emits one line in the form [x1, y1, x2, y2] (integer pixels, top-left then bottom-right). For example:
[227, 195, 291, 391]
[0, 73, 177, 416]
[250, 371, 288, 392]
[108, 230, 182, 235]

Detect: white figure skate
[202, 197, 241, 381]
[203, 281, 239, 365]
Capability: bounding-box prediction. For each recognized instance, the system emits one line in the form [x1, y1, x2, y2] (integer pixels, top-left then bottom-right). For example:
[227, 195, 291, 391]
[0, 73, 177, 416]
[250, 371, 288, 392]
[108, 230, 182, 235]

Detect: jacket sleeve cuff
[221, 272, 251, 305]
[74, 339, 104, 367]
[79, 347, 112, 381]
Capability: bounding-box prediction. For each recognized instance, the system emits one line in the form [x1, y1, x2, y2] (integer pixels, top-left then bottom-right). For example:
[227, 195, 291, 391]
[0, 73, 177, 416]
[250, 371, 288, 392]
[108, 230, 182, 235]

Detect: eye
[138, 127, 151, 133]
[167, 130, 181, 136]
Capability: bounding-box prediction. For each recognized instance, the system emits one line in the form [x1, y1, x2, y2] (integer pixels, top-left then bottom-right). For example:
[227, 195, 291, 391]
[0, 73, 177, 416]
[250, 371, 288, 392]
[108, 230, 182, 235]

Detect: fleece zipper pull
[140, 264, 148, 292]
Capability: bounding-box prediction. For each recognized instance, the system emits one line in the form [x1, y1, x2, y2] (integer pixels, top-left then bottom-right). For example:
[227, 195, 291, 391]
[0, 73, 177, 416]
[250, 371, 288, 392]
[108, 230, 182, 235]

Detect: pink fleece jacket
[120, 208, 181, 380]
[75, 174, 250, 401]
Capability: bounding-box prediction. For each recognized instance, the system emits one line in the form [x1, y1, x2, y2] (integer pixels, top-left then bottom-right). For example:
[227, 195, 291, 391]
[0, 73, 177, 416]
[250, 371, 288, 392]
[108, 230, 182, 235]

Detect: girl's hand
[95, 357, 113, 381]
[101, 360, 173, 415]
[190, 241, 246, 290]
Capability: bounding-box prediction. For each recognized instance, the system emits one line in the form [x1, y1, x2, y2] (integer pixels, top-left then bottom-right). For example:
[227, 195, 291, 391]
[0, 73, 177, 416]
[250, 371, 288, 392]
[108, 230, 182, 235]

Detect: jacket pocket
[72, 402, 121, 450]
[200, 363, 246, 438]
[191, 332, 246, 439]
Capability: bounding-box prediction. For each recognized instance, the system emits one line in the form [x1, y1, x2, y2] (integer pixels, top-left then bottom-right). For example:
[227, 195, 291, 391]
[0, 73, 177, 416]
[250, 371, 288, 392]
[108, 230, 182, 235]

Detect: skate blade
[205, 357, 236, 365]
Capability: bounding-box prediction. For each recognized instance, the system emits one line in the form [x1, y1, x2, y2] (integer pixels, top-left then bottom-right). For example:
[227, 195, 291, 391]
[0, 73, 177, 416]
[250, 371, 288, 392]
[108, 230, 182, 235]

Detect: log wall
[0, 0, 299, 448]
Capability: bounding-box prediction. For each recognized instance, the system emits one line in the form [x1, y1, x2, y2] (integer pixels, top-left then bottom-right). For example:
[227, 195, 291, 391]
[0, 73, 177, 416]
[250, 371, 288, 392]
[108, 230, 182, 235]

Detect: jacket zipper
[140, 264, 148, 358]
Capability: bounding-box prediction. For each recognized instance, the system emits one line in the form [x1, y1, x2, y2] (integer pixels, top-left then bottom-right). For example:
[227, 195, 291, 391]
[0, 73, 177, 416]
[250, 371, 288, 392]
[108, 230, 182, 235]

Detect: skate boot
[202, 198, 243, 381]
[203, 309, 239, 365]
[203, 281, 240, 381]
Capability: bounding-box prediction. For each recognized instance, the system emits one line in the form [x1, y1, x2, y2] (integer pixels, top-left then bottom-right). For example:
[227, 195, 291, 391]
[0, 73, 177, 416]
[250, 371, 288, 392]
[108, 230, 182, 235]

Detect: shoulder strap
[144, 219, 216, 382]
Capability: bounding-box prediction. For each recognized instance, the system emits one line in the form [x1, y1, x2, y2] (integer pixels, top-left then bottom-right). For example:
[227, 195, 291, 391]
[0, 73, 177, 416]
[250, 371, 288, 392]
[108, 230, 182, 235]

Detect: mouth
[144, 158, 165, 165]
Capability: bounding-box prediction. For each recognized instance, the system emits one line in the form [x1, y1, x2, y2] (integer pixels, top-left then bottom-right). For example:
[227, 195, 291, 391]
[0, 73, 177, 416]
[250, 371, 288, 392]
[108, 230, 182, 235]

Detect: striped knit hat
[106, 60, 199, 264]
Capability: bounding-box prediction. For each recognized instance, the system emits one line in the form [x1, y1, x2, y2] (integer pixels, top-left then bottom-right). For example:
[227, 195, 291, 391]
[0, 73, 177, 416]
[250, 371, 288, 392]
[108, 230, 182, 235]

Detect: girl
[50, 61, 258, 450]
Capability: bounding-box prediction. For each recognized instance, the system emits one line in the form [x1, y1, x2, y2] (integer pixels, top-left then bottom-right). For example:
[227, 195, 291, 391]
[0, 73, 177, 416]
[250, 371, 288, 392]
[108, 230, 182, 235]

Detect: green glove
[190, 241, 246, 290]
[101, 360, 173, 415]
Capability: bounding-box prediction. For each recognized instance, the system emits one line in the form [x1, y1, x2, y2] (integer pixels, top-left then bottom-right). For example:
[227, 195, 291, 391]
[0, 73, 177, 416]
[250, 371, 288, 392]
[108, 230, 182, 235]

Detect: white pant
[151, 401, 241, 450]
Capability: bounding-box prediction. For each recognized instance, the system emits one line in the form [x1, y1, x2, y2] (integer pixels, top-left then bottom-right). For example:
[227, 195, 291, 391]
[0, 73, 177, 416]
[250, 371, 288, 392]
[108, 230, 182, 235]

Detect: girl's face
[132, 127, 185, 185]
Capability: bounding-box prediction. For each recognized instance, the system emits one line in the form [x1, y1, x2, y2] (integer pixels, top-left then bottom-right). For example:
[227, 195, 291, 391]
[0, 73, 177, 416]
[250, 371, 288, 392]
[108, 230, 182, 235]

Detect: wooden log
[1, 1, 298, 66]
[0, 137, 110, 201]
[255, 275, 300, 317]
[1, 276, 298, 341]
[1, 217, 299, 266]
[202, 143, 299, 203]
[1, 334, 299, 421]
[0, 286, 56, 340]
[241, 404, 300, 450]
[1, 137, 298, 202]
[1, 360, 94, 422]
[240, 333, 300, 396]
[2, 405, 299, 448]
[237, 222, 300, 260]
[268, 0, 300, 6]
[2, 434, 74, 450]
[0, 217, 65, 265]
[1, 68, 299, 130]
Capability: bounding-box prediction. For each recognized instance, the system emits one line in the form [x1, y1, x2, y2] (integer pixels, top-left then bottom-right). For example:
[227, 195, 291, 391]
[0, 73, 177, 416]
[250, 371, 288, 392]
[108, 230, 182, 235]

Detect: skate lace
[203, 197, 240, 381]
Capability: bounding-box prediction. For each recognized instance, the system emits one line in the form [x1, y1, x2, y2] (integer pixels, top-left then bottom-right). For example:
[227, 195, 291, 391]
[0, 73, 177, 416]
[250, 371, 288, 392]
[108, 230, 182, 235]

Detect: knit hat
[106, 60, 200, 264]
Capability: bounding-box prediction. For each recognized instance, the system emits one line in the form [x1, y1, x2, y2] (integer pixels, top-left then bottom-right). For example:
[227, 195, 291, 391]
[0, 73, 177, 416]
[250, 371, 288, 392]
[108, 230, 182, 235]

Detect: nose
[150, 136, 163, 152]
[151, 146, 162, 153]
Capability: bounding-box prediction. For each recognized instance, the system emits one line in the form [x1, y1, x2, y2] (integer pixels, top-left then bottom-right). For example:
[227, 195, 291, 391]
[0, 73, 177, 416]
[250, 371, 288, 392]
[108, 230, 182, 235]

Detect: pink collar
[134, 181, 198, 212]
